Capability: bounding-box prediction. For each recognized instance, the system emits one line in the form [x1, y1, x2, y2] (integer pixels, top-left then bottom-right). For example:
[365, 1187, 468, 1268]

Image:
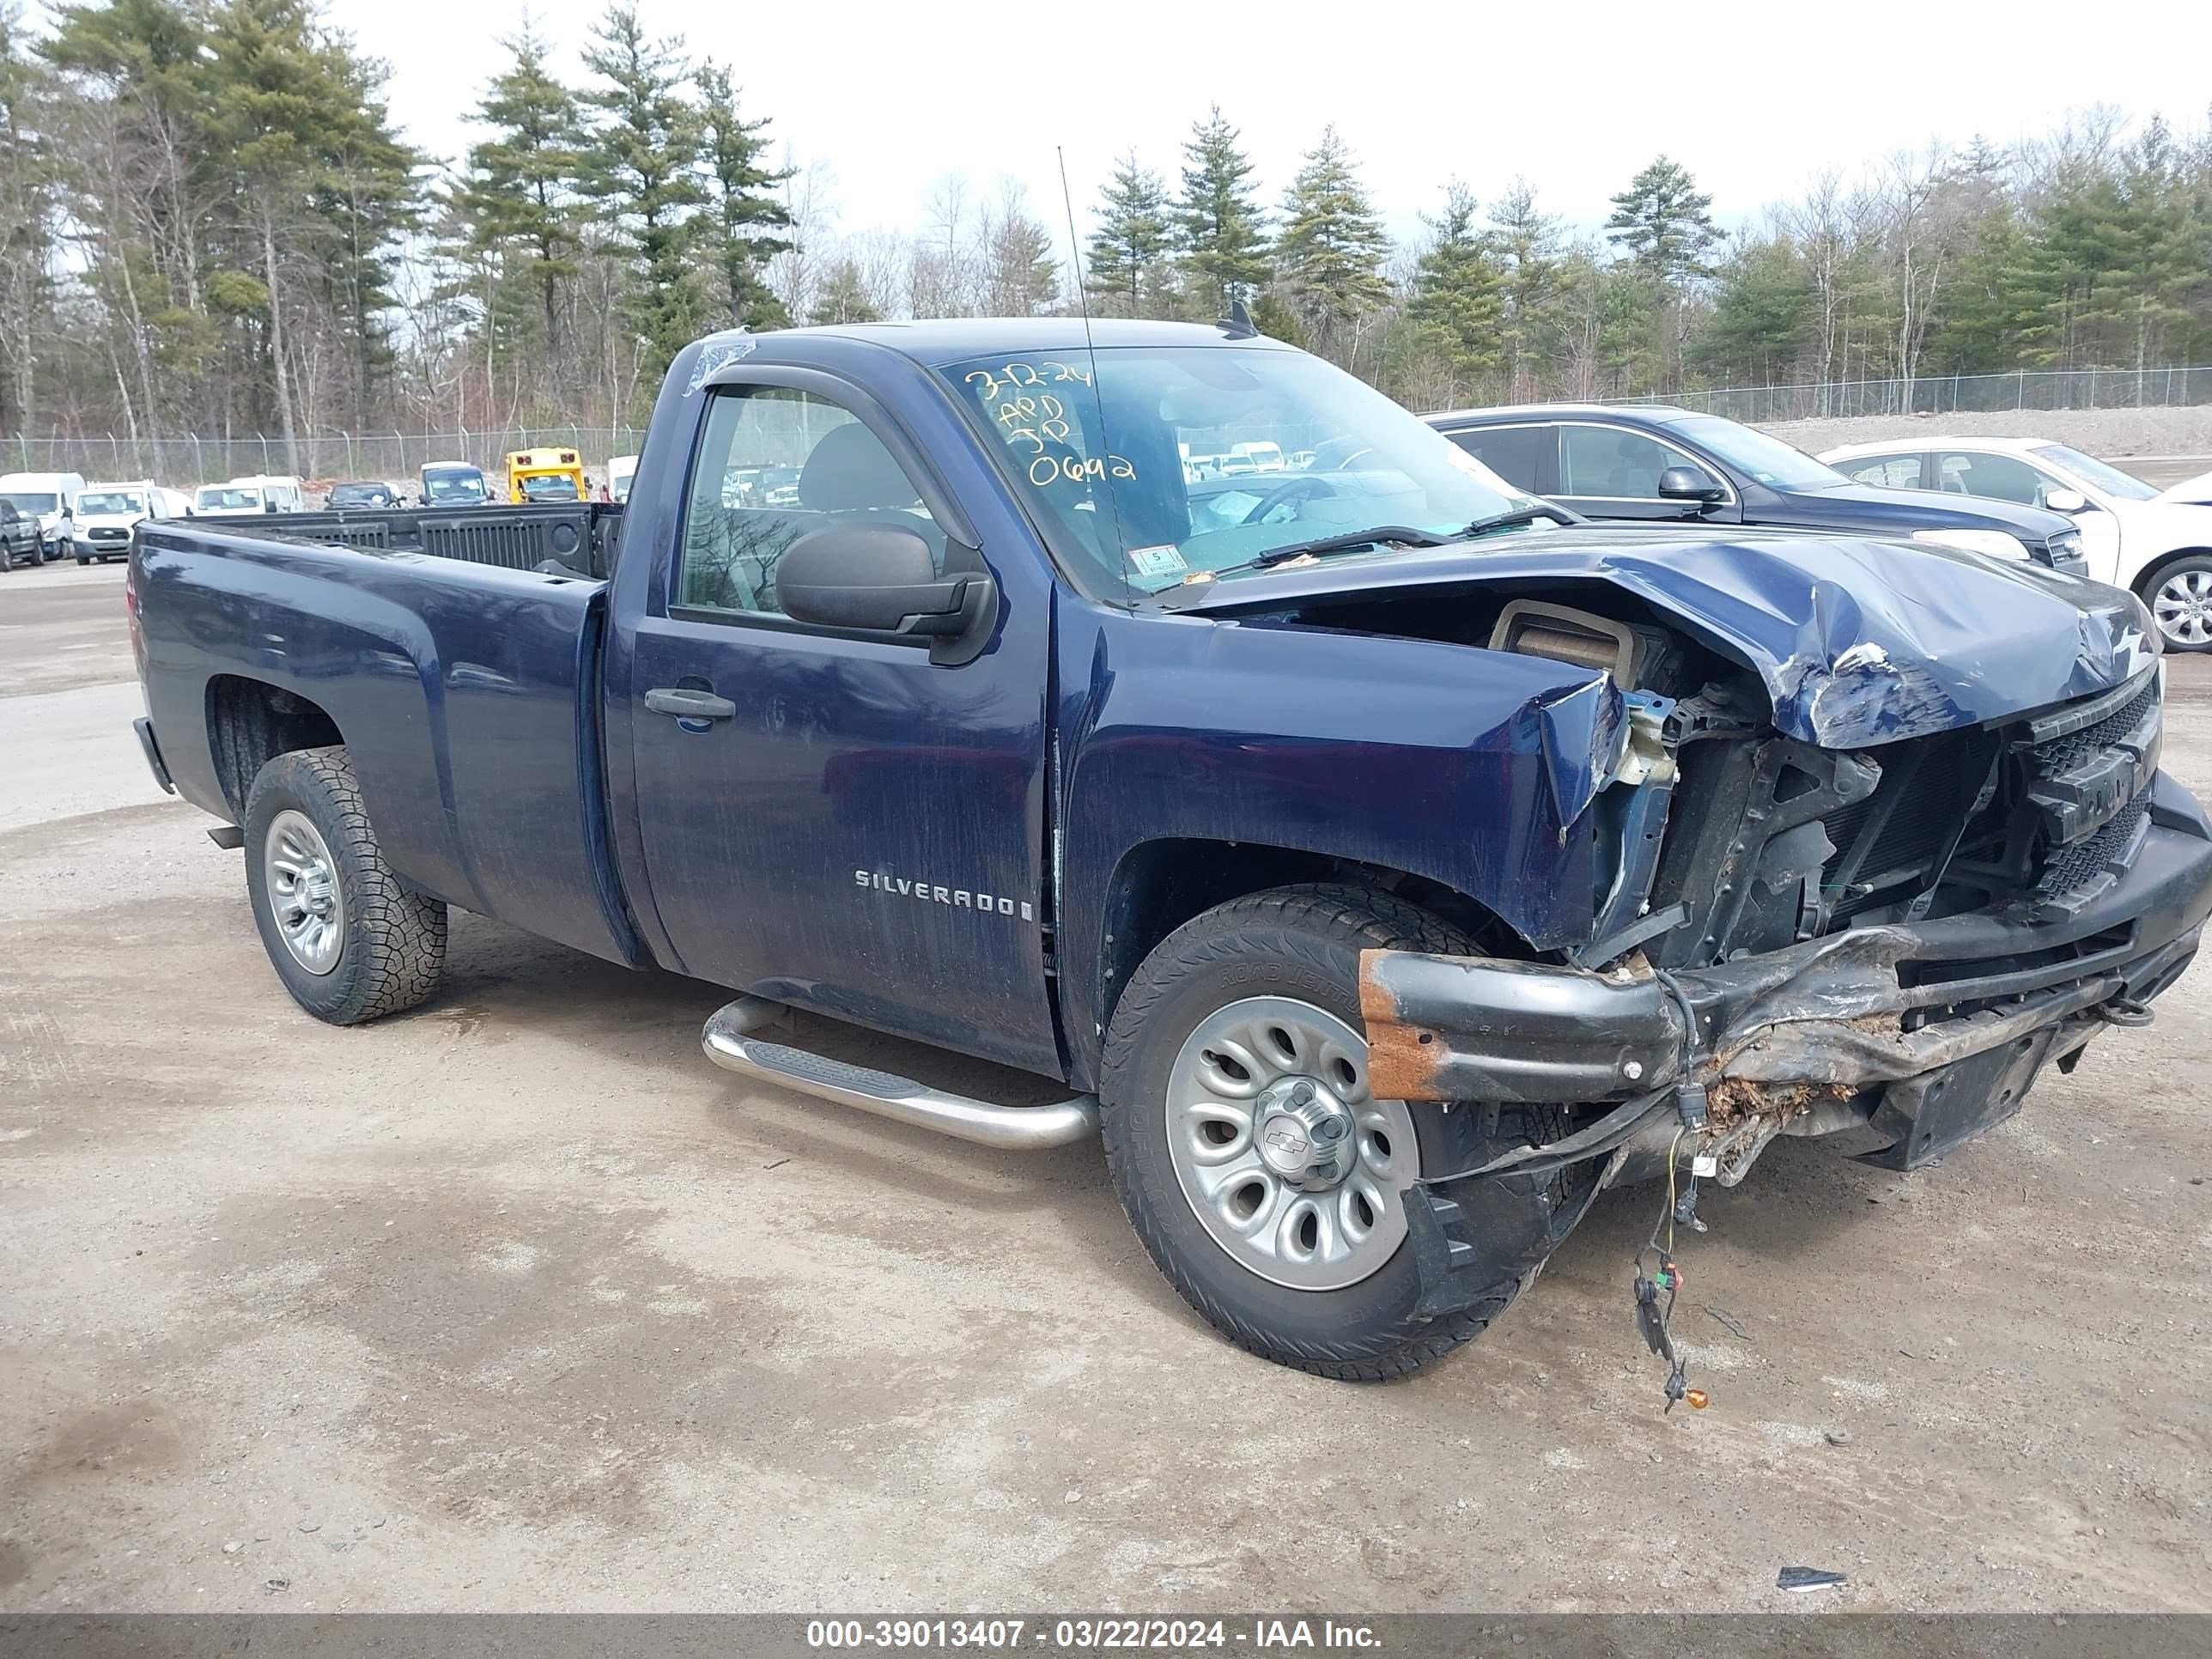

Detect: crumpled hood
[1165, 526, 2158, 748]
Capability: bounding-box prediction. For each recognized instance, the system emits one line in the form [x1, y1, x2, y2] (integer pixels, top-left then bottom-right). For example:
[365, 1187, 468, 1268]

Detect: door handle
[645, 687, 737, 721]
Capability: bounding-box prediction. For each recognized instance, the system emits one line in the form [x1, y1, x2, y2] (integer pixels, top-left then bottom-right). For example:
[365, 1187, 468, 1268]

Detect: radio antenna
[1056, 146, 1130, 607]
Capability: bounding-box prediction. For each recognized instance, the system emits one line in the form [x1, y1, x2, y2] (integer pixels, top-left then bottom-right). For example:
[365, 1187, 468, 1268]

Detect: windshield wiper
[1458, 502, 1576, 538]
[1182, 505, 1575, 590]
[1203, 525, 1457, 581]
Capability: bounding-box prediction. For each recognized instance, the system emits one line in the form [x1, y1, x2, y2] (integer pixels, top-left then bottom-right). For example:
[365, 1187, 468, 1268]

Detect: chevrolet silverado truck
[129, 320, 2212, 1382]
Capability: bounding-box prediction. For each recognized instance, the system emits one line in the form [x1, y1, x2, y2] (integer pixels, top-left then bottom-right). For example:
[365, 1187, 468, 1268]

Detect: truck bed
[134, 511, 640, 969]
[232, 501, 621, 578]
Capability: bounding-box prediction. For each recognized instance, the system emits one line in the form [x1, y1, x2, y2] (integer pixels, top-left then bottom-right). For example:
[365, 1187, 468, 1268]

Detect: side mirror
[776, 524, 995, 665]
[2044, 489, 2090, 514]
[1656, 465, 1726, 504]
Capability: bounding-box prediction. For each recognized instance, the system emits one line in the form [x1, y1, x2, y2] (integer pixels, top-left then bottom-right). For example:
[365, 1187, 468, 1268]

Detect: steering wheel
[1239, 473, 1342, 526]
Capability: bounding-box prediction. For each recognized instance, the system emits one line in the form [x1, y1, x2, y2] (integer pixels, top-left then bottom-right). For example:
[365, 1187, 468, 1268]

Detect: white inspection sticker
[1127, 544, 1188, 578]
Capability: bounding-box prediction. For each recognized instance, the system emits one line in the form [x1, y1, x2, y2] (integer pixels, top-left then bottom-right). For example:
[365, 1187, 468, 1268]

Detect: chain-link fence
[0, 427, 650, 488]
[1614, 366, 2212, 425]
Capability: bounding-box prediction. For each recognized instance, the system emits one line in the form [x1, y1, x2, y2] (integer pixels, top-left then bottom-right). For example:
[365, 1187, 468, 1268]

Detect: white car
[1820, 436, 2212, 651]
[194, 475, 304, 518]
[2157, 468, 2212, 507]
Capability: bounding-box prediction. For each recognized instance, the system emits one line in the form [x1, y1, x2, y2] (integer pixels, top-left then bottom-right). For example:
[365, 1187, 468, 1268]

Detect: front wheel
[242, 745, 447, 1024]
[1100, 883, 1581, 1379]
[2144, 553, 2212, 652]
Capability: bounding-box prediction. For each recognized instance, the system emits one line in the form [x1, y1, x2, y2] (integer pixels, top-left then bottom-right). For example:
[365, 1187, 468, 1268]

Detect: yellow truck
[503, 447, 586, 504]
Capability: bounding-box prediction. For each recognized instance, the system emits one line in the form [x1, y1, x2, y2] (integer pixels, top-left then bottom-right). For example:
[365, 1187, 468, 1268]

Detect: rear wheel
[242, 745, 447, 1024]
[1100, 883, 1580, 1380]
[2144, 553, 2212, 653]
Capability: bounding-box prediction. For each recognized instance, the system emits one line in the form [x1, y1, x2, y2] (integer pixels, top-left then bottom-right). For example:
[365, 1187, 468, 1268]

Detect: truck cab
[504, 447, 586, 504]
[419, 460, 490, 507]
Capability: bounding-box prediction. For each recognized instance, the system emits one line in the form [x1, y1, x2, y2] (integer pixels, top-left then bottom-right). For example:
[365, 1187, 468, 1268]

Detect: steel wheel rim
[2153, 568, 2212, 647]
[1164, 995, 1417, 1291]
[264, 809, 344, 975]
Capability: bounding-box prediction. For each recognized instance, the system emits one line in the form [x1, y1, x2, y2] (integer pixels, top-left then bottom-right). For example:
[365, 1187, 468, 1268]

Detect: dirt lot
[3, 558, 2209, 1615]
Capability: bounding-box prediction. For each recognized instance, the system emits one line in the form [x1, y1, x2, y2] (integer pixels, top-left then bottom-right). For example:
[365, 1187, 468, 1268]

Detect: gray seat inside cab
[683, 419, 946, 614]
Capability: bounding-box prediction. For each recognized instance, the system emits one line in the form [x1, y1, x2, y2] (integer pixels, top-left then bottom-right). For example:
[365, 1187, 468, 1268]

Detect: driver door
[622, 375, 1061, 1075]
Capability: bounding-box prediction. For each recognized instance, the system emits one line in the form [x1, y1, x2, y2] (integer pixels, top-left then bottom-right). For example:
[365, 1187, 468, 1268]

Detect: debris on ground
[1825, 1429, 1853, 1446]
[1778, 1566, 1847, 1593]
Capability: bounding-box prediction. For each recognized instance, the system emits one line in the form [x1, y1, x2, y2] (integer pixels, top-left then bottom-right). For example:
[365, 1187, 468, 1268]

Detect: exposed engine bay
[1236, 576, 2203, 1407]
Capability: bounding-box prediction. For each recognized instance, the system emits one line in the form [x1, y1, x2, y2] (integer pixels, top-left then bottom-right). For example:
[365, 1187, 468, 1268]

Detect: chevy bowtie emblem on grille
[855, 870, 1034, 922]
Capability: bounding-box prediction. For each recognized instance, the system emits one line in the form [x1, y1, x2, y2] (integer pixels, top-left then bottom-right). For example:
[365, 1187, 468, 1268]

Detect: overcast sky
[364, 0, 2212, 249]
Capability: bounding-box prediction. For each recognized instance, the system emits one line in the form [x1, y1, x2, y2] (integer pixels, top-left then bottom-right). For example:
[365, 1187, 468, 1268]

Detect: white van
[194, 476, 304, 519]
[606, 454, 638, 504]
[1231, 442, 1286, 474]
[0, 471, 88, 562]
[72, 482, 193, 564]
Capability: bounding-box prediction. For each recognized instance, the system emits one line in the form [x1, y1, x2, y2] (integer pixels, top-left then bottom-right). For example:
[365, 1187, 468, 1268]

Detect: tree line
[3, 0, 2210, 470]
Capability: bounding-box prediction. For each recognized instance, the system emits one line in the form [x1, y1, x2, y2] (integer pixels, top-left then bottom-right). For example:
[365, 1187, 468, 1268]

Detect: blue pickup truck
[129, 319, 2211, 1384]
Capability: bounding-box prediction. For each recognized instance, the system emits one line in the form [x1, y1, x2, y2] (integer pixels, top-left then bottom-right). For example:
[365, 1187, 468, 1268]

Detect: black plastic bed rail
[169, 502, 622, 579]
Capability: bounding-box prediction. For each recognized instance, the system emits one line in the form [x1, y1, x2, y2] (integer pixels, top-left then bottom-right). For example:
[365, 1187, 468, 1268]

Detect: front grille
[2039, 796, 2148, 901]
[1821, 667, 2160, 912]
[2031, 676, 2158, 777]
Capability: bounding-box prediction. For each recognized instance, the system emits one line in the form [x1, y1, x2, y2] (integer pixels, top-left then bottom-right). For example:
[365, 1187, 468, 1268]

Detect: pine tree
[1488, 179, 1566, 398]
[0, 3, 58, 432]
[1405, 180, 1504, 389]
[809, 258, 877, 325]
[1605, 155, 1720, 285]
[1085, 150, 1171, 318]
[580, 3, 704, 375]
[455, 19, 582, 356]
[1175, 105, 1268, 312]
[201, 0, 419, 474]
[1695, 234, 1816, 382]
[695, 61, 791, 330]
[981, 185, 1057, 316]
[1273, 125, 1390, 365]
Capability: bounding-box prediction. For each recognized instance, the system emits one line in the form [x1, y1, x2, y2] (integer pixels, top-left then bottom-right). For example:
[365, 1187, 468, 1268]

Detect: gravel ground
[3, 560, 2209, 1614]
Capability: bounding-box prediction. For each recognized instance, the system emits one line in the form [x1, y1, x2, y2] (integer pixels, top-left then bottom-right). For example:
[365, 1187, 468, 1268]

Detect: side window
[1559, 425, 1702, 499]
[678, 386, 946, 618]
[1842, 453, 1923, 489]
[1936, 450, 2042, 507]
[1449, 426, 1553, 493]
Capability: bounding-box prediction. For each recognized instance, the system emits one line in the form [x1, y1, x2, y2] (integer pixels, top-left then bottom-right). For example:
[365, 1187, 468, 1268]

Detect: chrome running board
[701, 997, 1100, 1151]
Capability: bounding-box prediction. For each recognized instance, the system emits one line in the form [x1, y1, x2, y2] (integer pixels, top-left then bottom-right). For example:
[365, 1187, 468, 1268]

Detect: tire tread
[1100, 882, 1526, 1381]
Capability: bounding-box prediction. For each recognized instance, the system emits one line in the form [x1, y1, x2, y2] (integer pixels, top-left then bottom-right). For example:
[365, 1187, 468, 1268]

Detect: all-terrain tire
[242, 744, 447, 1024]
[1100, 882, 1572, 1381]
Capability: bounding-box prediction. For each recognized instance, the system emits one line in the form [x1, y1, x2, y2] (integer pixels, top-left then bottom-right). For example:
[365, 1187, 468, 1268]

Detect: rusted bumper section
[1359, 953, 1686, 1103]
[1361, 774, 2212, 1166]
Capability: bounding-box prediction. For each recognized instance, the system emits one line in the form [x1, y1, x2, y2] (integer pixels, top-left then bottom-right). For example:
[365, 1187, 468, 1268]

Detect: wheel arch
[205, 674, 345, 819]
[1074, 836, 1523, 1091]
[2130, 545, 2212, 600]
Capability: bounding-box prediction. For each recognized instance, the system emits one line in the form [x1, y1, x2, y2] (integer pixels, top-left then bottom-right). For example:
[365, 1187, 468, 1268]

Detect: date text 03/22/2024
[803, 1619, 1383, 1650]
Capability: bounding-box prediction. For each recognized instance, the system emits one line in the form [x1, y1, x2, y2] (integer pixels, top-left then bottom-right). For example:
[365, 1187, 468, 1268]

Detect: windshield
[940, 345, 1543, 595]
[1665, 416, 1844, 490]
[2032, 444, 2158, 502]
[197, 487, 264, 510]
[3, 491, 58, 514]
[611, 474, 633, 502]
[519, 473, 581, 501]
[78, 491, 145, 515]
[424, 471, 485, 502]
[328, 484, 386, 504]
